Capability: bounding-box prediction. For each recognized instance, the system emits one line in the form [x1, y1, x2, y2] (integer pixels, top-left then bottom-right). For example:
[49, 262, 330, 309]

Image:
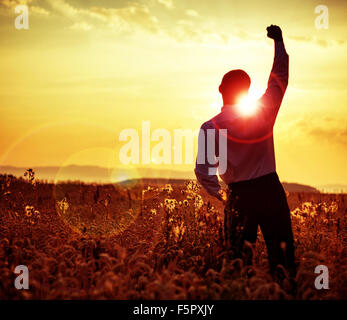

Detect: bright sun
[237, 94, 258, 116]
[212, 87, 264, 114]
[236, 88, 263, 116]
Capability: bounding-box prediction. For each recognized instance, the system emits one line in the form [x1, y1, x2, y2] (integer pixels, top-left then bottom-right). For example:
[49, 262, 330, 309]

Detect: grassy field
[0, 173, 346, 299]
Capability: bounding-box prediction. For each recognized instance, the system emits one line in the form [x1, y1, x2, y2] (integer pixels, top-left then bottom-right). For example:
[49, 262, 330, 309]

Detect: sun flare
[237, 95, 258, 116]
[236, 88, 263, 116]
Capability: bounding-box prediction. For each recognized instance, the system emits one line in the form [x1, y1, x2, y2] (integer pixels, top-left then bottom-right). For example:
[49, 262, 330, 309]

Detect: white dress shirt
[195, 41, 289, 199]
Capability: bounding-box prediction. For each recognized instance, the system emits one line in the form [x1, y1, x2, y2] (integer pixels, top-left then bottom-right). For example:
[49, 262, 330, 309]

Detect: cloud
[41, 0, 228, 44]
[185, 9, 199, 17]
[88, 4, 159, 34]
[31, 5, 49, 15]
[0, 0, 35, 8]
[288, 116, 347, 147]
[308, 126, 347, 146]
[167, 19, 228, 45]
[43, 0, 159, 34]
[69, 21, 92, 31]
[0, 0, 51, 18]
[0, 0, 244, 45]
[46, 0, 80, 18]
[157, 0, 174, 10]
[288, 35, 345, 48]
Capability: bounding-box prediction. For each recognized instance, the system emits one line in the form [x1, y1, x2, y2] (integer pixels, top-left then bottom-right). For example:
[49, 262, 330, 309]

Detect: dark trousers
[224, 172, 296, 276]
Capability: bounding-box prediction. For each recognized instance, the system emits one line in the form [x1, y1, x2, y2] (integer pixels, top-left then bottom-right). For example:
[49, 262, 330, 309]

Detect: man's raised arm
[260, 25, 289, 124]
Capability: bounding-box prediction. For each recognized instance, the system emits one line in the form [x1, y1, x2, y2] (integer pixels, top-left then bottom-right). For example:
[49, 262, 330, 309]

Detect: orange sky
[0, 0, 346, 187]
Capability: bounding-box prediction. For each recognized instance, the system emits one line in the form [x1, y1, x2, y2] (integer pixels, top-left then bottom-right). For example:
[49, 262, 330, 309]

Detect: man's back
[204, 106, 277, 184]
[195, 39, 289, 199]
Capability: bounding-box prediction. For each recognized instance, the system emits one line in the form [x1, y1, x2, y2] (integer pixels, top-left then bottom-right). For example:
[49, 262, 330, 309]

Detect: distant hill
[0, 165, 328, 193]
[0, 165, 194, 183]
[281, 182, 319, 193]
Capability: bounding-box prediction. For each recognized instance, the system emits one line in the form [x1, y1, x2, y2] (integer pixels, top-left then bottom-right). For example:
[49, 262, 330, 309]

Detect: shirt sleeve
[194, 122, 222, 200]
[259, 40, 289, 127]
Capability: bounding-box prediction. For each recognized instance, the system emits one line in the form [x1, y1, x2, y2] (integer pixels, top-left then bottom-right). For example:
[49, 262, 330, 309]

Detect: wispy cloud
[69, 21, 92, 31]
[157, 0, 174, 10]
[31, 5, 49, 15]
[0, 0, 48, 16]
[288, 35, 345, 48]
[43, 0, 160, 34]
[0, 0, 252, 44]
[308, 125, 347, 146]
[0, 0, 35, 8]
[169, 19, 228, 44]
[287, 116, 347, 147]
[9, 0, 336, 47]
[88, 4, 159, 34]
[185, 9, 199, 17]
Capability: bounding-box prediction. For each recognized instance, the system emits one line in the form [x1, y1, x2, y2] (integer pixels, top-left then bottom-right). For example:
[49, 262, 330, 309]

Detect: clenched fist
[267, 25, 283, 42]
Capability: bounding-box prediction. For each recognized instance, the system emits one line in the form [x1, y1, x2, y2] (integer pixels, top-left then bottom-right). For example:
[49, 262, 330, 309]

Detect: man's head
[219, 69, 251, 105]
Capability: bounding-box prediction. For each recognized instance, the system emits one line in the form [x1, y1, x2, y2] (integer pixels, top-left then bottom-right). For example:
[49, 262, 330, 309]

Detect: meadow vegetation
[0, 171, 346, 299]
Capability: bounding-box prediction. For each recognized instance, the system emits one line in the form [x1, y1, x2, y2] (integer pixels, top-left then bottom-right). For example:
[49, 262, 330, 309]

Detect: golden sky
[0, 0, 346, 186]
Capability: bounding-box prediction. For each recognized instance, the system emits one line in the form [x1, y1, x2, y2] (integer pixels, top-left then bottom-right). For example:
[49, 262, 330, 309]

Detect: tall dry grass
[0, 173, 346, 299]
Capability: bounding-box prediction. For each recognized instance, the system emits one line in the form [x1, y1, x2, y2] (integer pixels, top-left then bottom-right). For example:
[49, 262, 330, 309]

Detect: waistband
[228, 172, 279, 189]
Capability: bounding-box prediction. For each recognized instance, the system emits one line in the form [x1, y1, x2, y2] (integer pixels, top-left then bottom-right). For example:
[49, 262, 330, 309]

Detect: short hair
[219, 69, 251, 96]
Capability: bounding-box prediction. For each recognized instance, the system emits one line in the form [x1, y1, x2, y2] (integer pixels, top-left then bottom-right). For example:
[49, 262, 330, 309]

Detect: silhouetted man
[195, 25, 296, 276]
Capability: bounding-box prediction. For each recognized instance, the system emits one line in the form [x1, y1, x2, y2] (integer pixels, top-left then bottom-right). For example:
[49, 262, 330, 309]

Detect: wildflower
[25, 205, 35, 217]
[194, 195, 203, 210]
[173, 221, 186, 242]
[185, 180, 201, 194]
[183, 200, 189, 207]
[5, 176, 11, 188]
[164, 199, 177, 212]
[162, 184, 173, 194]
[24, 168, 36, 186]
[57, 197, 69, 215]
